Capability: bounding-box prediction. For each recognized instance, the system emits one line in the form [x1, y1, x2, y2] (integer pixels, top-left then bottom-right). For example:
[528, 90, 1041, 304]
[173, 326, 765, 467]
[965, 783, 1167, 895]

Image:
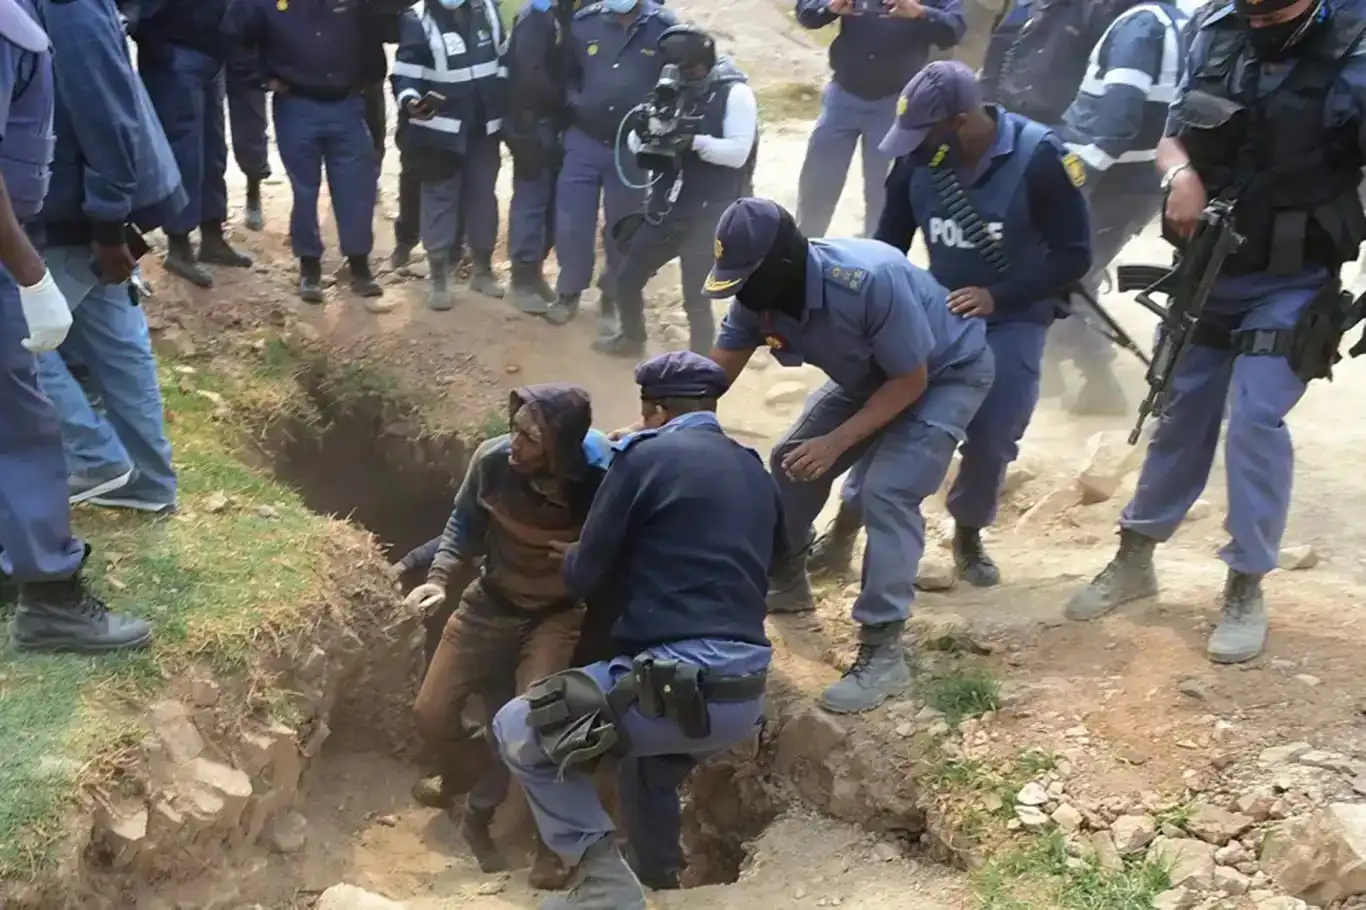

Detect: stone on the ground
[1185, 499, 1213, 522]
[94, 802, 148, 870]
[1260, 802, 1366, 903]
[317, 884, 409, 910]
[1016, 781, 1049, 806]
[183, 757, 253, 830]
[1091, 831, 1124, 873]
[1277, 545, 1319, 570]
[150, 700, 206, 765]
[1112, 814, 1158, 855]
[1052, 804, 1084, 833]
[1016, 805, 1050, 828]
[1352, 775, 1366, 797]
[1216, 841, 1249, 866]
[764, 380, 809, 408]
[1254, 897, 1310, 910]
[1154, 888, 1198, 910]
[1216, 865, 1252, 896]
[1014, 487, 1081, 532]
[1075, 430, 1145, 504]
[775, 708, 848, 773]
[1187, 802, 1254, 845]
[1002, 462, 1036, 496]
[1259, 743, 1313, 767]
[914, 555, 956, 592]
[1297, 750, 1354, 773]
[265, 810, 308, 854]
[1148, 836, 1216, 889]
[1236, 788, 1278, 821]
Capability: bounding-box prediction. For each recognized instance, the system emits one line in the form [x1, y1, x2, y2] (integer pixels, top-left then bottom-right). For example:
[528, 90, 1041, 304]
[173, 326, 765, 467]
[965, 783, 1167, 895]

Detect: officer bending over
[812, 61, 1091, 590]
[1068, 0, 1366, 665]
[705, 197, 995, 714]
[594, 24, 757, 358]
[406, 385, 610, 889]
[492, 352, 782, 910]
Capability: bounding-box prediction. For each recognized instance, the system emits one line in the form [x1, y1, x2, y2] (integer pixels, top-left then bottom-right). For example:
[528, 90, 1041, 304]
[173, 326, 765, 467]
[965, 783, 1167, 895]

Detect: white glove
[18, 269, 72, 353]
[403, 582, 446, 617]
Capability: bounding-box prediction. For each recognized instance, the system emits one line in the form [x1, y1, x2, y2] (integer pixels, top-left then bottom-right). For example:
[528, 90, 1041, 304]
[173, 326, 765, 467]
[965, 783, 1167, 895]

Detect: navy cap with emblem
[635, 351, 732, 399]
[703, 197, 783, 299]
[879, 60, 982, 159]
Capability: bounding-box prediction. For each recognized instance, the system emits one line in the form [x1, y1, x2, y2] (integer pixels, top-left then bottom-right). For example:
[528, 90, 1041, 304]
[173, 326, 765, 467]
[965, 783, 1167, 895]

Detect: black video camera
[635, 63, 707, 172]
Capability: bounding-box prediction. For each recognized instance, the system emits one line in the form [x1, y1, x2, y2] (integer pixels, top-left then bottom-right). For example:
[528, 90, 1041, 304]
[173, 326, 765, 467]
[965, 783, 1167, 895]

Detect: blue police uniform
[792, 0, 965, 239]
[492, 353, 779, 908]
[1047, 1, 1191, 413]
[0, 0, 82, 587]
[869, 61, 1091, 588]
[989, 0, 1117, 126]
[979, 0, 1032, 104]
[552, 0, 677, 315]
[392, 0, 508, 303]
[224, 0, 379, 284]
[1068, 0, 1366, 665]
[228, 82, 271, 189]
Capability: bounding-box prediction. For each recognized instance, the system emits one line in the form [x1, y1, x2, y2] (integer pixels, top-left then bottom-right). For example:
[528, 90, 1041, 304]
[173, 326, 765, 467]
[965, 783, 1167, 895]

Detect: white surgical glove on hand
[18, 269, 72, 353]
[404, 582, 446, 618]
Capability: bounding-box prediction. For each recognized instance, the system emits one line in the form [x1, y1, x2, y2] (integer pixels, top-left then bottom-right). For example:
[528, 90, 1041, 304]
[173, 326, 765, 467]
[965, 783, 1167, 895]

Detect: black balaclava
[1237, 0, 1327, 60]
[734, 208, 809, 321]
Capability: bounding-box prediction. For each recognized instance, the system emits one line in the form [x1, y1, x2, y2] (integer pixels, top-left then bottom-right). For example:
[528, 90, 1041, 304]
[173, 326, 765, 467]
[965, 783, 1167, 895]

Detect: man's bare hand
[1165, 168, 1207, 240]
[827, 0, 855, 14]
[885, 0, 925, 17]
[92, 243, 135, 285]
[547, 540, 574, 562]
[607, 422, 644, 442]
[947, 286, 995, 318]
[781, 433, 851, 482]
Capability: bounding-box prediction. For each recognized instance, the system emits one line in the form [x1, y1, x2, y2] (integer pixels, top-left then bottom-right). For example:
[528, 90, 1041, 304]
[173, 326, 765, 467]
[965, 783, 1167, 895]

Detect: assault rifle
[1116, 199, 1243, 445]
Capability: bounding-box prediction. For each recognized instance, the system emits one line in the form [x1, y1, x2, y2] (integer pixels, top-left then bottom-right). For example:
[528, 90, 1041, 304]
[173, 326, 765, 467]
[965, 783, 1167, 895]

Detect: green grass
[0, 359, 363, 880]
[973, 830, 1171, 910]
[922, 665, 1003, 725]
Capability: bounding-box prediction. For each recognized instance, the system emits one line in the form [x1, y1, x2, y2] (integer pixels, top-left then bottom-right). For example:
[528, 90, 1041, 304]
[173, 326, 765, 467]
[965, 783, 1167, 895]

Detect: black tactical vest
[1178, 13, 1366, 275]
[674, 62, 759, 216]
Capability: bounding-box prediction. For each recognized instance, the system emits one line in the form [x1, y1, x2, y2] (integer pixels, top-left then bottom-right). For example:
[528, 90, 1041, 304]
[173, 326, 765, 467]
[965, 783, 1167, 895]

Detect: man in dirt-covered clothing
[405, 383, 611, 889]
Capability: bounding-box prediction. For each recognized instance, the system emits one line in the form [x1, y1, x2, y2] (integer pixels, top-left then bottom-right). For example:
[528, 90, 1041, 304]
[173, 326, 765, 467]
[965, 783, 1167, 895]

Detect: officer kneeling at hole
[492, 351, 783, 910]
[593, 24, 758, 358]
[1067, 0, 1366, 665]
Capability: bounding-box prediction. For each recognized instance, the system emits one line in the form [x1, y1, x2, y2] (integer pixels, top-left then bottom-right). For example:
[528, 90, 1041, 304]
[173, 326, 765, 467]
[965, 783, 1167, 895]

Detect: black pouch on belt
[631, 656, 711, 739]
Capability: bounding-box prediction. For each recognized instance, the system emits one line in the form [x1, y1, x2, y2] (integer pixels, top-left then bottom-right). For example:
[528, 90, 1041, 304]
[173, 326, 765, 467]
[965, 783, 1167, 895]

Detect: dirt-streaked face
[508, 405, 549, 473]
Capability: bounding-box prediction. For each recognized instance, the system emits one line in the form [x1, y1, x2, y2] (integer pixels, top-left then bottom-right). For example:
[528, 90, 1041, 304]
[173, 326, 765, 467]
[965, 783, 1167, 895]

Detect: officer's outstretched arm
[562, 456, 641, 600]
[709, 345, 754, 384]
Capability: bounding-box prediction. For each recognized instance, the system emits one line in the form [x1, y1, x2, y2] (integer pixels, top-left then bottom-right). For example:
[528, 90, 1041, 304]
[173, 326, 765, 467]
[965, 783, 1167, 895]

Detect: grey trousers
[420, 131, 502, 255]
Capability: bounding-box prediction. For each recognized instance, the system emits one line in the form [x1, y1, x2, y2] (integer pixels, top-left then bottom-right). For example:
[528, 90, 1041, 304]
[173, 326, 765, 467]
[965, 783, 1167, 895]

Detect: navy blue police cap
[703, 197, 786, 298]
[634, 351, 732, 400]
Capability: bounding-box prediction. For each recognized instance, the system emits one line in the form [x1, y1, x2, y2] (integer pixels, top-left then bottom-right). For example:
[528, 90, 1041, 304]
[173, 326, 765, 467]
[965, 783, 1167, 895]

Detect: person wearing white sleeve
[598, 24, 759, 358]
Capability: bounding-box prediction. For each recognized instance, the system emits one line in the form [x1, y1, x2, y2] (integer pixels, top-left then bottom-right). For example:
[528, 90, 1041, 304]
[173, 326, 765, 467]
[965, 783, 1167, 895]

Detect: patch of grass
[926, 749, 1057, 820]
[755, 81, 824, 122]
[0, 358, 370, 880]
[922, 665, 1003, 725]
[1153, 802, 1192, 833]
[973, 830, 1171, 910]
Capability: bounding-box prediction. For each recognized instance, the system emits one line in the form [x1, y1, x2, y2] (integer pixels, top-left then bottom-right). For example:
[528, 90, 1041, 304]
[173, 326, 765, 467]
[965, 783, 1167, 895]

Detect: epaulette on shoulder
[574, 2, 606, 19]
[825, 263, 869, 293]
[611, 427, 661, 454]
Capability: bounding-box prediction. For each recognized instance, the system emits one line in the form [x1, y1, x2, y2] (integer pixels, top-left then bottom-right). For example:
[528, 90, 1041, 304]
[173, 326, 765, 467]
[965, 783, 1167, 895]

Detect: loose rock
[1185, 499, 1213, 522]
[1148, 837, 1216, 889]
[1277, 545, 1319, 570]
[1016, 805, 1050, 828]
[1052, 804, 1084, 833]
[316, 885, 409, 910]
[1091, 831, 1124, 873]
[1112, 814, 1159, 855]
[265, 810, 308, 854]
[1015, 487, 1082, 532]
[1259, 743, 1312, 767]
[1236, 788, 1278, 821]
[1016, 781, 1049, 806]
[1154, 888, 1198, 910]
[1216, 865, 1252, 895]
[914, 556, 956, 592]
[1187, 803, 1254, 845]
[1075, 430, 1145, 504]
[1260, 802, 1366, 903]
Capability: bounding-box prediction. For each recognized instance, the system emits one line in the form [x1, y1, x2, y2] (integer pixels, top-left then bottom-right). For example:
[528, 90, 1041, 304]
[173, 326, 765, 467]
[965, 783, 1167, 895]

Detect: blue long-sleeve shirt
[794, 0, 966, 101]
[131, 0, 228, 61]
[874, 136, 1092, 312]
[223, 0, 365, 98]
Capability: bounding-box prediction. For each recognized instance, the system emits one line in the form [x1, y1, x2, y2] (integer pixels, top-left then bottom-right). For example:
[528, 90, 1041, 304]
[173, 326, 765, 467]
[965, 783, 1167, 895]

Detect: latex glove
[404, 582, 446, 618]
[18, 270, 72, 353]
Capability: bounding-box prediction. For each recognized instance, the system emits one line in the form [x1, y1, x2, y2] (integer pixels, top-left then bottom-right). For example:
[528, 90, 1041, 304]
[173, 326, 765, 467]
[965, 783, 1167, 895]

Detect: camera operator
[593, 25, 758, 358]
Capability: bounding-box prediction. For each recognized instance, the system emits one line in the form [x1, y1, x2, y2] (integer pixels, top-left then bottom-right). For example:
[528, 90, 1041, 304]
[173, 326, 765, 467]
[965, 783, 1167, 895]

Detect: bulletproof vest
[674, 63, 756, 215]
[908, 112, 1060, 324]
[412, 0, 507, 143]
[0, 37, 54, 221]
[997, 0, 1106, 124]
[1179, 13, 1366, 275]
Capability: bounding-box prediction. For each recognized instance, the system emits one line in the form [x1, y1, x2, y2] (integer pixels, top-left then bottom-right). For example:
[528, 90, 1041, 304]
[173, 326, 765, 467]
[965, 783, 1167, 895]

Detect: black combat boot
[543, 291, 580, 326]
[807, 502, 862, 577]
[953, 524, 1000, 587]
[1065, 527, 1159, 621]
[348, 255, 383, 298]
[818, 621, 912, 714]
[197, 221, 252, 268]
[1207, 570, 1268, 664]
[597, 291, 618, 337]
[10, 558, 153, 654]
[459, 803, 507, 873]
[164, 233, 213, 287]
[390, 240, 415, 270]
[508, 261, 551, 314]
[766, 550, 815, 614]
[590, 332, 646, 358]
[244, 177, 264, 231]
[427, 249, 454, 311]
[543, 835, 647, 910]
[468, 250, 505, 299]
[298, 256, 324, 303]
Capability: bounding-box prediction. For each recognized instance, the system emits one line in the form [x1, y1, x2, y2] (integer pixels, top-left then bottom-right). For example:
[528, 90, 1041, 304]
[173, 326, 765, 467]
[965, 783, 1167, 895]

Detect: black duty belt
[607, 656, 767, 740]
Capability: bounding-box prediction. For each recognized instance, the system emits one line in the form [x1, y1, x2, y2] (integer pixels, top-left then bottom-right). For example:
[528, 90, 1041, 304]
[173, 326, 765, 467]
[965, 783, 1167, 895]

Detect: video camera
[634, 63, 708, 172]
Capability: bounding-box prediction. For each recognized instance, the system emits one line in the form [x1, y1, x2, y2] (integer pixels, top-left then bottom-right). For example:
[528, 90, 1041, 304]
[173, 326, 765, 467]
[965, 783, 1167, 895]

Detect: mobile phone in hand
[852, 0, 882, 13]
[421, 90, 446, 108]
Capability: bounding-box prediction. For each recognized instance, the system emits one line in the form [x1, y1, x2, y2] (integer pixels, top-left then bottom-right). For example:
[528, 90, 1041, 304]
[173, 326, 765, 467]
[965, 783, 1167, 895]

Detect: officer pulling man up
[492, 351, 782, 910]
[1067, 0, 1366, 665]
[705, 197, 995, 714]
[594, 24, 758, 358]
[806, 61, 1092, 591]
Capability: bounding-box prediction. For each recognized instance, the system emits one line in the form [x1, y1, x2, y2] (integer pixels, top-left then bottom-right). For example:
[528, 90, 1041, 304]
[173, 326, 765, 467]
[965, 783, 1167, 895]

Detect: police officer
[705, 197, 995, 714]
[808, 62, 1091, 589]
[978, 0, 1032, 102]
[492, 351, 781, 910]
[1067, 0, 1366, 665]
[1049, 0, 1194, 415]
[792, 0, 965, 240]
[503, 0, 578, 312]
[594, 24, 757, 358]
[1, 0, 154, 654]
[392, 0, 509, 311]
[224, 0, 386, 307]
[228, 83, 270, 231]
[134, 0, 253, 288]
[542, 0, 678, 328]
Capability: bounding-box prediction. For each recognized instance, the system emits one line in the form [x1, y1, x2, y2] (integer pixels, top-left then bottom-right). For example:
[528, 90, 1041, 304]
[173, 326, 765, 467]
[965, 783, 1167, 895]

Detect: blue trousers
[227, 82, 271, 180]
[1050, 186, 1160, 372]
[493, 654, 764, 865]
[1121, 283, 1313, 575]
[946, 322, 1048, 530]
[509, 170, 557, 265]
[139, 44, 229, 234]
[618, 753, 696, 880]
[35, 247, 177, 509]
[418, 132, 502, 255]
[795, 82, 898, 238]
[0, 270, 86, 583]
[273, 93, 378, 259]
[780, 351, 995, 626]
[553, 127, 644, 297]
